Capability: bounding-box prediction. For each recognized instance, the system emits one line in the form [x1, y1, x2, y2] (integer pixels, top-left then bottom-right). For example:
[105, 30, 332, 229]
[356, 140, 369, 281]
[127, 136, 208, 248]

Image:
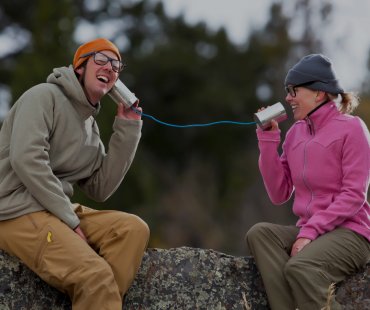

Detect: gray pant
[246, 223, 369, 310]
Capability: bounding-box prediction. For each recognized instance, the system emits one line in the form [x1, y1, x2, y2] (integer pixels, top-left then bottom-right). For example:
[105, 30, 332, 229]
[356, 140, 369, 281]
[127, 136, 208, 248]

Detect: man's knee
[114, 213, 150, 243]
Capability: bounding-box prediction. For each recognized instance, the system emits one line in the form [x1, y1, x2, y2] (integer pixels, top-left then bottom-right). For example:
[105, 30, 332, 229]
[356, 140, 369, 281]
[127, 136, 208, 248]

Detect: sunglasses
[79, 51, 126, 73]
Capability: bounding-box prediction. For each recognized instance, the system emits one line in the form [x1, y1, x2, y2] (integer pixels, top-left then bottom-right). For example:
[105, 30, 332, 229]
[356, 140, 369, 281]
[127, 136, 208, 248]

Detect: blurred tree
[0, 0, 81, 101]
[0, 0, 367, 255]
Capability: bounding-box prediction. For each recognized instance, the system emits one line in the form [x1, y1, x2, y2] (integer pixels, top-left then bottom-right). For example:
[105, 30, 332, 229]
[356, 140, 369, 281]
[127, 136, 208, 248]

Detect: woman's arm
[257, 124, 294, 205]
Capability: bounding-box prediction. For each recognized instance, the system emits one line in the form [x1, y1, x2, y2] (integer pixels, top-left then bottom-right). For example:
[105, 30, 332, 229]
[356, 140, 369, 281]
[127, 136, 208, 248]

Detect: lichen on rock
[0, 247, 369, 309]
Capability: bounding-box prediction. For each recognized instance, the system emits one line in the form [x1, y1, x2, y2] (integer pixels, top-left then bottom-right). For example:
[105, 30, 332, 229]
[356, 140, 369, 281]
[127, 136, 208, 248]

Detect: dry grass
[242, 292, 252, 310]
[321, 282, 336, 310]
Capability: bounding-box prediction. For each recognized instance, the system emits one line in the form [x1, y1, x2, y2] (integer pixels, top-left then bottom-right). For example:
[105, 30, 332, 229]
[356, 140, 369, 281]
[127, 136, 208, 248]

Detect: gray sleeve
[77, 117, 142, 202]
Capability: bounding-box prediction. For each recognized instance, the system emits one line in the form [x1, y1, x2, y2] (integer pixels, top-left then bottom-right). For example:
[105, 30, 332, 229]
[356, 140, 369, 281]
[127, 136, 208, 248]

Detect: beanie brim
[304, 81, 344, 95]
[285, 68, 344, 94]
[73, 38, 121, 69]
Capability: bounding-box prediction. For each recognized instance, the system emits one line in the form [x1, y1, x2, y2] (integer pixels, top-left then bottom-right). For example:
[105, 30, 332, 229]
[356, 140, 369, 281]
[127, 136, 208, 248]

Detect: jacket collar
[304, 101, 339, 135]
[72, 93, 101, 121]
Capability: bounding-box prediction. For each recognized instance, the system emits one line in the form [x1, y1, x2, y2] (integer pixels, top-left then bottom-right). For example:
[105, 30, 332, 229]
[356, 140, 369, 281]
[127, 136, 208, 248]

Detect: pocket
[74, 203, 95, 216]
[353, 232, 370, 267]
[309, 194, 334, 214]
[34, 225, 54, 270]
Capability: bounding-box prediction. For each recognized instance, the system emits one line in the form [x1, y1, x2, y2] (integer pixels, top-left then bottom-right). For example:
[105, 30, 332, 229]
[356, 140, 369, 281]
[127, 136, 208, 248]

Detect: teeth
[97, 75, 109, 83]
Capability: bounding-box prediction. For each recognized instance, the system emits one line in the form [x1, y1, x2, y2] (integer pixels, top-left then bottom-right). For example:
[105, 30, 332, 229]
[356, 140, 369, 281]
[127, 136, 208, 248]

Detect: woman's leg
[0, 211, 122, 310]
[284, 228, 370, 310]
[246, 222, 299, 310]
[74, 204, 150, 296]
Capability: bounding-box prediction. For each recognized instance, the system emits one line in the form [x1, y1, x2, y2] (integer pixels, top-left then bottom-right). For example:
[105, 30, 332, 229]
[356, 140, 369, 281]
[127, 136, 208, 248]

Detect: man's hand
[74, 225, 88, 243]
[290, 237, 312, 256]
[116, 101, 142, 120]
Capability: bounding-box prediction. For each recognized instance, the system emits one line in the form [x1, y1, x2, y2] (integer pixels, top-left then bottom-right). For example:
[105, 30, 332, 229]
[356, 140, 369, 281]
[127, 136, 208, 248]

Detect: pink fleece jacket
[257, 102, 370, 241]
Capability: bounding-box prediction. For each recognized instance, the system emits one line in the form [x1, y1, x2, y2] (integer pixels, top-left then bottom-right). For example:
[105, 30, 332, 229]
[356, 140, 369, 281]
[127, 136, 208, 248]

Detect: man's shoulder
[17, 83, 66, 109]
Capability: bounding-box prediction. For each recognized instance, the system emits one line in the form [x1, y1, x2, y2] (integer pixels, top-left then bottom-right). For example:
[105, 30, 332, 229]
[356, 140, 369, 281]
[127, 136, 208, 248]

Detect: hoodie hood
[46, 65, 101, 119]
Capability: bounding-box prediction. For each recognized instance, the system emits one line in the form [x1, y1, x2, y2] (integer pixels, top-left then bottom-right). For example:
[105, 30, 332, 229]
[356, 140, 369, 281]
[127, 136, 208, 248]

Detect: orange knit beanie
[73, 38, 121, 69]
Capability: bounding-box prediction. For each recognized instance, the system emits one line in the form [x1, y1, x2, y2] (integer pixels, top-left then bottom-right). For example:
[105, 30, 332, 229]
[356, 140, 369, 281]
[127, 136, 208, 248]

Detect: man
[0, 38, 149, 310]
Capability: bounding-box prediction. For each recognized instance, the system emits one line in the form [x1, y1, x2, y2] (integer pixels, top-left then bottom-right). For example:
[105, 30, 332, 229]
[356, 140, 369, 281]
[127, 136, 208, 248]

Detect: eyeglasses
[285, 81, 316, 97]
[79, 51, 126, 73]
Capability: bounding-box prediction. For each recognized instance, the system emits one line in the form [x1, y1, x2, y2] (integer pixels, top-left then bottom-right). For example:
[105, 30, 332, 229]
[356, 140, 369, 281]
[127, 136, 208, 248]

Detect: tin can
[253, 102, 288, 130]
[108, 79, 138, 108]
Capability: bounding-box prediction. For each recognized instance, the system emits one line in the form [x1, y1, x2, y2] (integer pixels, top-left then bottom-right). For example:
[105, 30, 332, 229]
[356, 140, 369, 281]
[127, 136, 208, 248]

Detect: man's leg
[0, 211, 122, 310]
[74, 204, 150, 296]
[246, 222, 299, 310]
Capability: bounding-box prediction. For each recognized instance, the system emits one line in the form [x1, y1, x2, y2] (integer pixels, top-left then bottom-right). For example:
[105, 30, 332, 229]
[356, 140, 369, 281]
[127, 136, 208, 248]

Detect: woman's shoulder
[333, 113, 368, 131]
[330, 114, 370, 143]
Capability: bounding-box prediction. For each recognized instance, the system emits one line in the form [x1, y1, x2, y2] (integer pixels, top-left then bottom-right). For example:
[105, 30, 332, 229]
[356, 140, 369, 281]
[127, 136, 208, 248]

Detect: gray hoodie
[0, 65, 142, 228]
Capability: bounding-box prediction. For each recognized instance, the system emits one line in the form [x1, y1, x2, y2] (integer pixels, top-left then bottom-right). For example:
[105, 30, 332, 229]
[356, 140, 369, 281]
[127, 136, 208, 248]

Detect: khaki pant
[246, 223, 369, 310]
[0, 204, 150, 310]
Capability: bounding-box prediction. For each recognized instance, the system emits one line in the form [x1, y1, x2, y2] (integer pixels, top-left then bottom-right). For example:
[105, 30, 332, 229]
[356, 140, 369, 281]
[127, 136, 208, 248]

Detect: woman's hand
[256, 107, 279, 131]
[116, 100, 142, 120]
[269, 119, 279, 131]
[290, 237, 312, 256]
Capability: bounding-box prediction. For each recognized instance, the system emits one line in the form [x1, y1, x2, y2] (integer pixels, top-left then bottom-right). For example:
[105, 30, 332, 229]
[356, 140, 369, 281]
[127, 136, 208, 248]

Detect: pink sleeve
[257, 129, 294, 205]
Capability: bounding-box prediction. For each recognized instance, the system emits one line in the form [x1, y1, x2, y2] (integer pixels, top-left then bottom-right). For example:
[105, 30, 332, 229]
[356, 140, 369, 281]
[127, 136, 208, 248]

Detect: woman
[246, 54, 369, 310]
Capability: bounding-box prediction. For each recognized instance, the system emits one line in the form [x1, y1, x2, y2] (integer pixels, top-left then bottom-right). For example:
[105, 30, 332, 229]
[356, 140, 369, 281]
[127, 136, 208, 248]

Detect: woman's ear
[315, 90, 326, 102]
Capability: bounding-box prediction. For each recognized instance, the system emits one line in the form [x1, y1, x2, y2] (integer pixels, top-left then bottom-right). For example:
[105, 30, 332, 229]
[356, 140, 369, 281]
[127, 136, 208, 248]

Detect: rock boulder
[0, 247, 368, 309]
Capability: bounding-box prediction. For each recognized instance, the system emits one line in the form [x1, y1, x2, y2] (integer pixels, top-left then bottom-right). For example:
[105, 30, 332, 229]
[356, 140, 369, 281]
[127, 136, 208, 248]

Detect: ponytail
[328, 92, 359, 114]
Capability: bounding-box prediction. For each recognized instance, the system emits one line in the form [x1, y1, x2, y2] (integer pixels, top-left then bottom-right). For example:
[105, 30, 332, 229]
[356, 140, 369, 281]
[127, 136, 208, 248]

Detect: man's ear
[75, 66, 84, 75]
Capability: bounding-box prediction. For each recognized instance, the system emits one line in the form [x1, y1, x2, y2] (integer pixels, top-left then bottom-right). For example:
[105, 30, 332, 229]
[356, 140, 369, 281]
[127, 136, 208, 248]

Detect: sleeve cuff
[256, 128, 281, 142]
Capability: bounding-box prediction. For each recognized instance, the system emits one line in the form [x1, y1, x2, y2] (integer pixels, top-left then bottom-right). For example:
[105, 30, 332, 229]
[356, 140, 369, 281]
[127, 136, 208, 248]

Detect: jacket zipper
[303, 116, 315, 218]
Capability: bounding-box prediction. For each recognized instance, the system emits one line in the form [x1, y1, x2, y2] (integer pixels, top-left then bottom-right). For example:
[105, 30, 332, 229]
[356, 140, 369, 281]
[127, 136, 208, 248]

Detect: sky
[1, 0, 369, 93]
[160, 0, 370, 92]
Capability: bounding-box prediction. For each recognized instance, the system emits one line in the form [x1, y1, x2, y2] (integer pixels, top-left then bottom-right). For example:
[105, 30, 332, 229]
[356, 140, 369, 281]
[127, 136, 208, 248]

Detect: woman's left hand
[290, 238, 312, 256]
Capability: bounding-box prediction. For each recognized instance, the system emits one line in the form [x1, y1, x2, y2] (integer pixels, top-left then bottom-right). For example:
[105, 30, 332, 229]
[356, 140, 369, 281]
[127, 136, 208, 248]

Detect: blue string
[131, 107, 256, 128]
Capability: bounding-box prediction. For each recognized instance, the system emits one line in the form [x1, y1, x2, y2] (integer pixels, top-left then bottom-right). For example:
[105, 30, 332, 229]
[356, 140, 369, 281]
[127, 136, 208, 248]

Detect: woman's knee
[245, 222, 272, 244]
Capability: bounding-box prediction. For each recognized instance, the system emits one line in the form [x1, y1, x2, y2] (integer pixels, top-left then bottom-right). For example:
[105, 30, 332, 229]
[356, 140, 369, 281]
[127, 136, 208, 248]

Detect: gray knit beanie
[284, 54, 344, 94]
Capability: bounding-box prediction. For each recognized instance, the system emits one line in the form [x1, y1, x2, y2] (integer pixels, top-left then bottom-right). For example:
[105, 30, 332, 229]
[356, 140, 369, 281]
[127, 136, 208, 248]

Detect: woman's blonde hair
[328, 92, 360, 114]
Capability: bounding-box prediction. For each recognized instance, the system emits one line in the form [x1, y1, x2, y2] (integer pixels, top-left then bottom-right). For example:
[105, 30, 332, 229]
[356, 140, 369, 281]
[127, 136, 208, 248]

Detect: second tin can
[253, 102, 288, 130]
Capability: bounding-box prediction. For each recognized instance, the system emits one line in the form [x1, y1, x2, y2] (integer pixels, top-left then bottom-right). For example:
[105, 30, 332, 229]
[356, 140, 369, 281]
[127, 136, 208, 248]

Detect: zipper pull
[305, 116, 315, 135]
